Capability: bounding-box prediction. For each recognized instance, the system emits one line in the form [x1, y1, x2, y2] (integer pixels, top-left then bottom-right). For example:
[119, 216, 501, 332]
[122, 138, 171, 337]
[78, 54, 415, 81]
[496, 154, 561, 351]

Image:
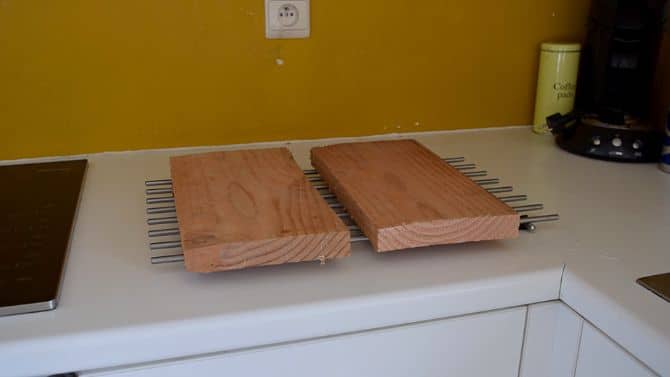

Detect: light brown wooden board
[170, 148, 350, 273]
[311, 140, 519, 252]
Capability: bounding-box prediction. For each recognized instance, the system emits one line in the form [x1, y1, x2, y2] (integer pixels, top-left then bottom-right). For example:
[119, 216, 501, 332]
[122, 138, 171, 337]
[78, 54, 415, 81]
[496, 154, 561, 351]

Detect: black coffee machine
[547, 0, 668, 162]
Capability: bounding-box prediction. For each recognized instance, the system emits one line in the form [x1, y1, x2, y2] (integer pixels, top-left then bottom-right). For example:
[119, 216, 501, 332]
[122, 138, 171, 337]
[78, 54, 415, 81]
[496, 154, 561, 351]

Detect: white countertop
[1, 127, 668, 377]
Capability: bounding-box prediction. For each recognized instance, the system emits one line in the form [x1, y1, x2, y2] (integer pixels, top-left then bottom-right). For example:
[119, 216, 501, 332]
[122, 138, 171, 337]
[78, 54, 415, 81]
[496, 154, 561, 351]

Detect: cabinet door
[575, 322, 657, 377]
[519, 301, 584, 377]
[81, 307, 526, 377]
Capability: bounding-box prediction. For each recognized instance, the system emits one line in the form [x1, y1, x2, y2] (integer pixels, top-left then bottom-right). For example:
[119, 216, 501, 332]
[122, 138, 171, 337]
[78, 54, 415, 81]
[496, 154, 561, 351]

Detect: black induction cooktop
[0, 159, 87, 316]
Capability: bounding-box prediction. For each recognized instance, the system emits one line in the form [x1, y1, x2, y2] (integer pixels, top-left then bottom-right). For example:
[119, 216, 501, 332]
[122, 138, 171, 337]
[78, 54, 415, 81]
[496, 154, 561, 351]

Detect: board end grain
[375, 215, 519, 252]
[183, 230, 351, 273]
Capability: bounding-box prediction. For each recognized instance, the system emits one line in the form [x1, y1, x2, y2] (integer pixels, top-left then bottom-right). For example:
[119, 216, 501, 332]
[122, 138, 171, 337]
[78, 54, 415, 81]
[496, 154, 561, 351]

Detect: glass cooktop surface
[0, 159, 87, 316]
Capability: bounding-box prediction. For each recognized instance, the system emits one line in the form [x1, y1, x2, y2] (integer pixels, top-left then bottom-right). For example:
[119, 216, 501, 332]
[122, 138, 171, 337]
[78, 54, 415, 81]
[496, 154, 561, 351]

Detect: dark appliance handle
[546, 112, 580, 135]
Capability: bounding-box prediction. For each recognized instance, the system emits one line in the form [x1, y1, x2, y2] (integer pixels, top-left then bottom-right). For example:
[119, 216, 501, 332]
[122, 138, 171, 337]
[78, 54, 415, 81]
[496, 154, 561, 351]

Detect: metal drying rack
[145, 156, 559, 265]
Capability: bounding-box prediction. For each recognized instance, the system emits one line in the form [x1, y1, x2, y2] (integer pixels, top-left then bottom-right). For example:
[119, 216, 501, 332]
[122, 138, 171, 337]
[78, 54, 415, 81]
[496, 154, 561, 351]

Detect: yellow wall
[0, 1, 590, 159]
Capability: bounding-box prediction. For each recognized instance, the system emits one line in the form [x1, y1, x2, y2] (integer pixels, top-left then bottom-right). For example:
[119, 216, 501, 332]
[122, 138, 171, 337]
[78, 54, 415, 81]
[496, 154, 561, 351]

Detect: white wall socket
[265, 0, 310, 39]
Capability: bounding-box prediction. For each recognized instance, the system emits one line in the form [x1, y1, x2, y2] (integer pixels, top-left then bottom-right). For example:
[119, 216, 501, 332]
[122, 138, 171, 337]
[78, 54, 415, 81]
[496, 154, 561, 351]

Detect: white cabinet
[81, 307, 526, 377]
[75, 301, 662, 377]
[574, 322, 657, 377]
[520, 301, 658, 377]
[519, 301, 583, 377]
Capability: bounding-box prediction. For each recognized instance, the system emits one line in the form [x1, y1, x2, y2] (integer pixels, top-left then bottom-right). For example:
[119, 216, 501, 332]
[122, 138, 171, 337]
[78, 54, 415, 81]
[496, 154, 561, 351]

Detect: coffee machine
[547, 0, 668, 162]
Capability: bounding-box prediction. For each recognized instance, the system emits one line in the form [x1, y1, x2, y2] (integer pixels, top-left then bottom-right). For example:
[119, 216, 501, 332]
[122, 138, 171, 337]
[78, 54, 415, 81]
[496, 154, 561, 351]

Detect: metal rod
[146, 214, 559, 264]
[486, 186, 513, 194]
[145, 179, 173, 187]
[320, 193, 336, 199]
[150, 241, 182, 250]
[474, 178, 500, 185]
[151, 254, 185, 264]
[452, 163, 476, 170]
[147, 206, 176, 214]
[512, 204, 544, 213]
[520, 214, 559, 224]
[497, 195, 527, 203]
[143, 157, 466, 186]
[463, 171, 487, 177]
[307, 176, 323, 182]
[312, 184, 329, 190]
[146, 197, 175, 205]
[147, 216, 178, 225]
[146, 188, 173, 195]
[148, 228, 181, 237]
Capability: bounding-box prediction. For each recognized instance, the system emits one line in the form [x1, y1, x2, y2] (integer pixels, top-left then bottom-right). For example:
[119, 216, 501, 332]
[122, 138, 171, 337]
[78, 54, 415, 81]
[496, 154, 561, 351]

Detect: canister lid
[541, 42, 581, 52]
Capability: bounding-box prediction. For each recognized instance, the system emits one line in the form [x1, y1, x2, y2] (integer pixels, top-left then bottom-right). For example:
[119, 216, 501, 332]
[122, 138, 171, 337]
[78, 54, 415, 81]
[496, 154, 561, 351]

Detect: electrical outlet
[277, 3, 299, 27]
[265, 0, 310, 39]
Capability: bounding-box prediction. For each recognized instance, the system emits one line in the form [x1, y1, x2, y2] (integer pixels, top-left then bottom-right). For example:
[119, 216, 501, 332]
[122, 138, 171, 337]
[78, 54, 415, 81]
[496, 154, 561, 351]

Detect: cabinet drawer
[82, 307, 526, 377]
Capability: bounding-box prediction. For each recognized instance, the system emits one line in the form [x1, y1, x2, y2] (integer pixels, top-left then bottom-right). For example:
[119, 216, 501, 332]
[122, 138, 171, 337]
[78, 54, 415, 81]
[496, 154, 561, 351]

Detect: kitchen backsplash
[0, 0, 637, 159]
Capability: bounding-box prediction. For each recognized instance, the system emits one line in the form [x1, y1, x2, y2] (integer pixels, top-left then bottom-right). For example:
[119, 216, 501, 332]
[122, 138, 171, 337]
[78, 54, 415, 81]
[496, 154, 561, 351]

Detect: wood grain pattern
[311, 140, 519, 252]
[170, 148, 350, 273]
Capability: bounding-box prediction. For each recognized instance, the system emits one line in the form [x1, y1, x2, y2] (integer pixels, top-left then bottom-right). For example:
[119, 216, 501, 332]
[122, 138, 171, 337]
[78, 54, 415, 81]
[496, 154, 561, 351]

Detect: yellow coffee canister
[533, 42, 581, 134]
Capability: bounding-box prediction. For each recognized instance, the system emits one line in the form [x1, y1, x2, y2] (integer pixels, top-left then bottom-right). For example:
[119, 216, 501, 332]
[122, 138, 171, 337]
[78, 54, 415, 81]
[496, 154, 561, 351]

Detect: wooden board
[170, 148, 350, 273]
[311, 140, 519, 252]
